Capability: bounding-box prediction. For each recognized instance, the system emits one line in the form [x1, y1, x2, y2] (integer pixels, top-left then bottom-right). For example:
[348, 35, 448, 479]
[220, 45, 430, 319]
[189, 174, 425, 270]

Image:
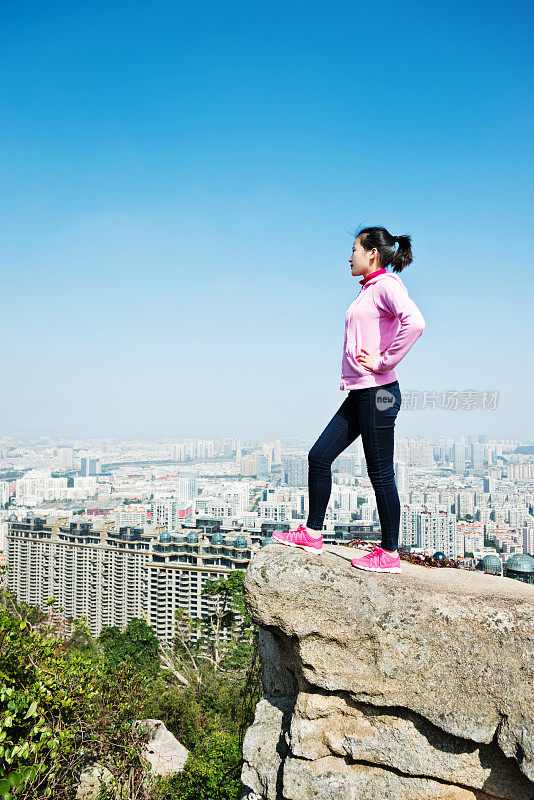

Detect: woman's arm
[372, 278, 425, 373]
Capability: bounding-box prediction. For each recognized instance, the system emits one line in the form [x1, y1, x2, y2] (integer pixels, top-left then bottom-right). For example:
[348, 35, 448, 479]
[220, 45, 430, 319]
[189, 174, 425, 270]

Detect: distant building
[471, 443, 484, 470]
[483, 475, 495, 493]
[175, 473, 198, 503]
[503, 553, 534, 585]
[282, 455, 307, 487]
[523, 526, 534, 556]
[59, 448, 74, 469]
[240, 455, 257, 477]
[418, 509, 460, 558]
[80, 458, 101, 477]
[151, 499, 193, 531]
[477, 554, 502, 575]
[5, 515, 256, 643]
[394, 461, 408, 494]
[453, 442, 466, 474]
[256, 454, 269, 479]
[400, 506, 460, 558]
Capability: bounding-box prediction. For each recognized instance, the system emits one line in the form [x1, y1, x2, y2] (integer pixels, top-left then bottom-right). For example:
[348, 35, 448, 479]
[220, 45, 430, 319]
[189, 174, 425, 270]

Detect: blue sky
[1, 1, 533, 441]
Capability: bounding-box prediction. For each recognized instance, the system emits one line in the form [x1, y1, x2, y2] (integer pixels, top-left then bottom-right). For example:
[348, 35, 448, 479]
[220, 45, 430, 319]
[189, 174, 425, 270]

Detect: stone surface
[283, 755, 498, 800]
[75, 763, 114, 800]
[240, 544, 534, 800]
[132, 718, 189, 776]
[241, 696, 293, 800]
[290, 691, 532, 800]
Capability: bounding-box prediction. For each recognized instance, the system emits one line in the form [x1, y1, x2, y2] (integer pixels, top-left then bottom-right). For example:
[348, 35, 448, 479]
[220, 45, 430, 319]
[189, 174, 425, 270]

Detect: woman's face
[349, 236, 380, 277]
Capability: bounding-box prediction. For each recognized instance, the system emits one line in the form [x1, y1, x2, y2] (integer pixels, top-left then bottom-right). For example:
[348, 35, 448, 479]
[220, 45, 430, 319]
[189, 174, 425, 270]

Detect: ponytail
[390, 234, 413, 273]
[354, 225, 414, 273]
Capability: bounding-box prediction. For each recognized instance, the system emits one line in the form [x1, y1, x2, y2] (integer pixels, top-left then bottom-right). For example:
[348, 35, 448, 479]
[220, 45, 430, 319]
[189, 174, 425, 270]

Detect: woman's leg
[306, 394, 361, 531]
[358, 383, 402, 551]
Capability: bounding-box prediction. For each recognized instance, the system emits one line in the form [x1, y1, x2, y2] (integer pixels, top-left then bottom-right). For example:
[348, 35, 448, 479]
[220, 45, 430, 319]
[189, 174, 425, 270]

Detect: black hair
[354, 225, 413, 273]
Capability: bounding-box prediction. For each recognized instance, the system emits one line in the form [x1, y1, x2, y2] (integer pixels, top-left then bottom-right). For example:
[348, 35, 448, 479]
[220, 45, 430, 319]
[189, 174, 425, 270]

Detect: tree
[170, 731, 243, 800]
[165, 571, 255, 688]
[98, 617, 160, 677]
[198, 571, 255, 671]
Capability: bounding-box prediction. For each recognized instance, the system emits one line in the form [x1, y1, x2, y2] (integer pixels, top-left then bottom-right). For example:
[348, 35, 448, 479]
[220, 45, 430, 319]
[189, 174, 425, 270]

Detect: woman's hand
[356, 348, 382, 371]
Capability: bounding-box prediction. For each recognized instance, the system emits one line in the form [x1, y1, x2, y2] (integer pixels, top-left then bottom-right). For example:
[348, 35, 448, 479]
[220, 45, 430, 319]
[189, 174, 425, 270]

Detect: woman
[272, 226, 425, 574]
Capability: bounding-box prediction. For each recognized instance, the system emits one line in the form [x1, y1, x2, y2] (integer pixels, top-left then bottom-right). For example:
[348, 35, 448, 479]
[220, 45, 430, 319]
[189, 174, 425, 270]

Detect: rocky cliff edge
[240, 544, 534, 800]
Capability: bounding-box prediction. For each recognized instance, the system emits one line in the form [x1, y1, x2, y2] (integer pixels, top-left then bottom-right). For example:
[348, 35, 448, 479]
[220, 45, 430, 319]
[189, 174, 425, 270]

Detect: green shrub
[0, 565, 262, 799]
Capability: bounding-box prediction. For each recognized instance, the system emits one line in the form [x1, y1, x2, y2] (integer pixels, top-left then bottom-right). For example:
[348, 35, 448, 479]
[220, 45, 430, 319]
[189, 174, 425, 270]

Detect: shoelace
[287, 525, 307, 542]
[362, 546, 382, 559]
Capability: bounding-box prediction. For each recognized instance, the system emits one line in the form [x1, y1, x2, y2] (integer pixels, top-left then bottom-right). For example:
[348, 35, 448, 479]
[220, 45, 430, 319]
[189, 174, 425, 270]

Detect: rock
[75, 763, 114, 800]
[283, 755, 498, 800]
[241, 696, 293, 800]
[290, 690, 532, 800]
[74, 720, 188, 799]
[132, 718, 189, 776]
[240, 544, 534, 800]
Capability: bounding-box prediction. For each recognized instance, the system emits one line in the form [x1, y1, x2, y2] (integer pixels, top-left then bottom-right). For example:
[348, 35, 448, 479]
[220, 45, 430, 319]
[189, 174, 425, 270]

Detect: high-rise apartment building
[59, 448, 74, 469]
[175, 473, 198, 503]
[5, 516, 255, 642]
[394, 461, 408, 495]
[418, 509, 460, 558]
[151, 499, 193, 531]
[453, 442, 466, 474]
[471, 443, 484, 470]
[400, 506, 460, 558]
[282, 455, 307, 487]
[523, 526, 534, 557]
[80, 458, 101, 477]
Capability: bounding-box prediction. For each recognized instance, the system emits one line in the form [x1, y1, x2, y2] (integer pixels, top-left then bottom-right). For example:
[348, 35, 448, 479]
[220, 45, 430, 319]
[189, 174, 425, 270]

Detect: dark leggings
[306, 381, 402, 550]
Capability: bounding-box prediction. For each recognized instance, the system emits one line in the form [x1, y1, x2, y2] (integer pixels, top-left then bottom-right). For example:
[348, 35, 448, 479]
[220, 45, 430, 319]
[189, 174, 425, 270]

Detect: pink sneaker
[351, 546, 402, 574]
[272, 524, 323, 554]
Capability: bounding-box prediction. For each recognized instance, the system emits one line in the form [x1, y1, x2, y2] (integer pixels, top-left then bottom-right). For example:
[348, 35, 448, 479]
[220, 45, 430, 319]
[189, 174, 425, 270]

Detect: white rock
[132, 718, 189, 776]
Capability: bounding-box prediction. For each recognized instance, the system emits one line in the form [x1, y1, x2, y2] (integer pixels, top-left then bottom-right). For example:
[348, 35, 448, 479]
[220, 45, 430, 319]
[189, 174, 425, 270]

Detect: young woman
[272, 226, 425, 574]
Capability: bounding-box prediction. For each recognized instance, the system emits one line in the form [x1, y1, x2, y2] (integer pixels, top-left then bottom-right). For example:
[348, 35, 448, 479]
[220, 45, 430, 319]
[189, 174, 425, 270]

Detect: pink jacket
[340, 269, 425, 390]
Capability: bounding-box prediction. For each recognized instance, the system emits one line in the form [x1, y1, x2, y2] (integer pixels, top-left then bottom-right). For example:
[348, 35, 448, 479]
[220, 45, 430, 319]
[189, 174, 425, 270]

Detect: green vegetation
[0, 565, 261, 799]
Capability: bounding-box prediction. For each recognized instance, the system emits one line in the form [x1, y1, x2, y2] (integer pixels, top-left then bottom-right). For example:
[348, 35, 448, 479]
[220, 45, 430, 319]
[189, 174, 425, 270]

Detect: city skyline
[3, 427, 533, 631]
